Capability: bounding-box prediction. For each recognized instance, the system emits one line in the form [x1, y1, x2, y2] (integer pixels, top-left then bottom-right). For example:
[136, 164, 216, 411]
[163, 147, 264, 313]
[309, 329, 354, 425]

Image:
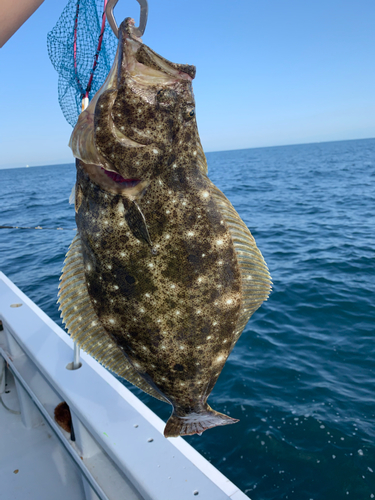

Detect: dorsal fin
[58, 234, 168, 403]
[195, 139, 208, 174]
[210, 182, 272, 345]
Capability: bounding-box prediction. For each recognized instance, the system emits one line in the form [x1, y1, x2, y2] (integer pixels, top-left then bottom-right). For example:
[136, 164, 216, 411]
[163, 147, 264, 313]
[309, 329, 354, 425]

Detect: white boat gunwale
[0, 271, 250, 500]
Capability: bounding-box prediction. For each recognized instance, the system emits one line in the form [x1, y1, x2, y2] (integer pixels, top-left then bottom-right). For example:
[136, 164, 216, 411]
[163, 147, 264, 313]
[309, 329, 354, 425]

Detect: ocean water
[0, 138, 374, 500]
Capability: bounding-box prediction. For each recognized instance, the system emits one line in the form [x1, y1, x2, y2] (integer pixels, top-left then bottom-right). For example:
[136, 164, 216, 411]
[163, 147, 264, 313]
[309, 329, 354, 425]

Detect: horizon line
[1, 136, 374, 170]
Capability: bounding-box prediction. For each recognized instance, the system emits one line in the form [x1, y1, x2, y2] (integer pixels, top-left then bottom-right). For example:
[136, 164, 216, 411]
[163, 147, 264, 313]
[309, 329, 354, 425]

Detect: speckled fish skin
[66, 18, 271, 438]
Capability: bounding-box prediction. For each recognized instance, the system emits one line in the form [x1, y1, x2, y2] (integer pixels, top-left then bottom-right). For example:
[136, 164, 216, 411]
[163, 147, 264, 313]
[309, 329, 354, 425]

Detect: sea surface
[0, 138, 374, 500]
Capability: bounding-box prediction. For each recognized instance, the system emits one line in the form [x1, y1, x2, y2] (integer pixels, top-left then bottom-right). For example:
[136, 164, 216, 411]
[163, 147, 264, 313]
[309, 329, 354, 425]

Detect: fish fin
[164, 405, 238, 438]
[69, 185, 75, 205]
[210, 183, 272, 343]
[58, 234, 167, 403]
[124, 200, 152, 246]
[195, 140, 208, 174]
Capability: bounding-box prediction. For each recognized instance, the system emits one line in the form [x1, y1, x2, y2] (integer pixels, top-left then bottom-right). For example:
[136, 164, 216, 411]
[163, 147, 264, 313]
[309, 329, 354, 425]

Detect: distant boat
[26, 164, 29, 168]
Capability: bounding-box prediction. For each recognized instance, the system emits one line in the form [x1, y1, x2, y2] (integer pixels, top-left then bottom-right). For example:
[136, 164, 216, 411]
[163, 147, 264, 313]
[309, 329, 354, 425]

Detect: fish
[58, 17, 271, 438]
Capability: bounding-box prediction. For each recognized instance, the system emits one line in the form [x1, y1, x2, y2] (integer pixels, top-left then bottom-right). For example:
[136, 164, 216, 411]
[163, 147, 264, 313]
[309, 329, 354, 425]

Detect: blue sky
[1, 0, 374, 168]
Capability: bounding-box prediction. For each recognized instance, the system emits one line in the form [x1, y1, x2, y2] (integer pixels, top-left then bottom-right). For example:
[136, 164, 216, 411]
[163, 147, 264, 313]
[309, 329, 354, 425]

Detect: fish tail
[164, 405, 239, 438]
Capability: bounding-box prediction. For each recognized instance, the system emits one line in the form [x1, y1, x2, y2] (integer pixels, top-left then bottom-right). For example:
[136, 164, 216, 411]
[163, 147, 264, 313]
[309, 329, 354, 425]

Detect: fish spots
[74, 96, 250, 421]
[215, 354, 225, 363]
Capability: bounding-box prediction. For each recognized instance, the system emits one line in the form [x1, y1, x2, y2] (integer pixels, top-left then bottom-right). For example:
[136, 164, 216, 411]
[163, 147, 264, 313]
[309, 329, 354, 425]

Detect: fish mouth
[79, 161, 148, 199]
[101, 168, 140, 187]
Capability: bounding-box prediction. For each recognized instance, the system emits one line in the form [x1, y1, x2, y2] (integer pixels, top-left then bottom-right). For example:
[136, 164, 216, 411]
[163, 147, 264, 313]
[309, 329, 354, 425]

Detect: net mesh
[47, 0, 118, 127]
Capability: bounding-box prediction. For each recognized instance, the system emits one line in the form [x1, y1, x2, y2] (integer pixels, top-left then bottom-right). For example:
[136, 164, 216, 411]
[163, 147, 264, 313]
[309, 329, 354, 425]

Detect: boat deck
[1, 371, 85, 500]
[0, 272, 250, 500]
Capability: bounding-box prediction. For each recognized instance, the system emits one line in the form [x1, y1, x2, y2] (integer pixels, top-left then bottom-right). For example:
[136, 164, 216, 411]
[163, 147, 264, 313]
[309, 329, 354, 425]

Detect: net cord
[74, 0, 108, 100]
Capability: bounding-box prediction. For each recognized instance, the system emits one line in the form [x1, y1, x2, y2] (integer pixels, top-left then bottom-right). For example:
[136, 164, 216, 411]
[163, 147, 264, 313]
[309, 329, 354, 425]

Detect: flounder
[59, 18, 271, 437]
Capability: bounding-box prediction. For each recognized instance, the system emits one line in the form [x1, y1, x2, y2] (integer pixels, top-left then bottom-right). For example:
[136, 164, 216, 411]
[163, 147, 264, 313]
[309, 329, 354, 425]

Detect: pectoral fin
[124, 200, 152, 246]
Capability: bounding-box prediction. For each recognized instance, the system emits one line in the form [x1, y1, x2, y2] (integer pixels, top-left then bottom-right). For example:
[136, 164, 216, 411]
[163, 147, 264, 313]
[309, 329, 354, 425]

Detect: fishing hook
[106, 0, 148, 38]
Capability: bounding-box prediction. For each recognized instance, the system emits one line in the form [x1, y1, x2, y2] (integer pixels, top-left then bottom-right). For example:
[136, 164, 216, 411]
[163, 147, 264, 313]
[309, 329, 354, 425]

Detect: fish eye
[185, 107, 195, 120]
